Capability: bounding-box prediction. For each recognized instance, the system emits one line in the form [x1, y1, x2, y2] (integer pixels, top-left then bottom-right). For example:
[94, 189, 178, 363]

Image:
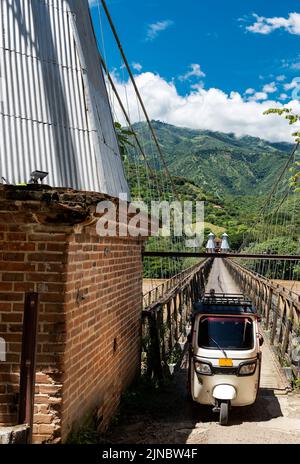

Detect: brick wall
[0, 186, 146, 443]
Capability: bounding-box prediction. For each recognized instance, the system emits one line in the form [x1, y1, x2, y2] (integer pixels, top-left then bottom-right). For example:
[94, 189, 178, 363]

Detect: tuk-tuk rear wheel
[219, 401, 229, 426]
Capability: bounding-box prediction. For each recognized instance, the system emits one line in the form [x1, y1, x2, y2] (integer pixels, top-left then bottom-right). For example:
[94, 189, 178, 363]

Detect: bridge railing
[143, 260, 205, 308]
[141, 258, 213, 381]
[225, 259, 300, 374]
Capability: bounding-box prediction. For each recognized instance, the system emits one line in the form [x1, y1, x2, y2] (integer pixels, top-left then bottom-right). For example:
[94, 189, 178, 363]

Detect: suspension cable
[100, 0, 179, 201]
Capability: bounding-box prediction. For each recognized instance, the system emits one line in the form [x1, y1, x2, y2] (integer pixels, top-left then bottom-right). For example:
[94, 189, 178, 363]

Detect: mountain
[130, 121, 293, 196]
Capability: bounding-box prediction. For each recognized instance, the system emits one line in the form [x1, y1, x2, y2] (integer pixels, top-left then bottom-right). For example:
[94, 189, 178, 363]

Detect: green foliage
[264, 109, 300, 190]
[66, 423, 99, 444]
[289, 161, 300, 193]
[292, 377, 300, 391]
[120, 120, 298, 278]
[166, 344, 182, 365]
[114, 121, 135, 162]
[129, 121, 292, 197]
[242, 237, 299, 279]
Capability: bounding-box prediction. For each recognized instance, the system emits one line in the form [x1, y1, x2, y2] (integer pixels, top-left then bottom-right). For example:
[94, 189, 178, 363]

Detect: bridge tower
[206, 232, 216, 253]
[221, 233, 230, 252]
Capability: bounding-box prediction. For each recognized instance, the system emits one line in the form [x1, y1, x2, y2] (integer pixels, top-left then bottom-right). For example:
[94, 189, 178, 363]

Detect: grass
[203, 222, 226, 235]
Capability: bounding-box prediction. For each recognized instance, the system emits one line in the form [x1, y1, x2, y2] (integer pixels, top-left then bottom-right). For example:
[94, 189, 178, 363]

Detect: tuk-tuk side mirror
[259, 334, 264, 346]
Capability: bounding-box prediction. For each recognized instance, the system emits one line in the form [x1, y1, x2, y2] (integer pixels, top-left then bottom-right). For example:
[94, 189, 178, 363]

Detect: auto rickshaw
[188, 292, 263, 425]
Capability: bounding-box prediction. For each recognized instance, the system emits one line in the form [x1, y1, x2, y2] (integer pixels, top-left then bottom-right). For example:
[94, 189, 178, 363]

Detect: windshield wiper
[208, 335, 227, 358]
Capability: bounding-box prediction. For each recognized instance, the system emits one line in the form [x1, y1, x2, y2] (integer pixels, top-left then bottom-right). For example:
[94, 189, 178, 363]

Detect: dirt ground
[102, 351, 300, 445]
[271, 280, 300, 295]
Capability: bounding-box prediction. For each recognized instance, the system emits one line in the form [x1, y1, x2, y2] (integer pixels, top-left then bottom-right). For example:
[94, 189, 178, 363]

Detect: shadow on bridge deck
[102, 348, 299, 445]
[102, 259, 300, 444]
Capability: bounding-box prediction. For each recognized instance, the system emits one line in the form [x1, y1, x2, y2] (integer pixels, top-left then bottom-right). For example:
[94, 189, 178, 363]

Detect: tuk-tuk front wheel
[219, 401, 229, 426]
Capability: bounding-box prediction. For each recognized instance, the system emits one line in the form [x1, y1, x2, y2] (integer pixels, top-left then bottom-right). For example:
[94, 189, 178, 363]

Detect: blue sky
[89, 0, 300, 141]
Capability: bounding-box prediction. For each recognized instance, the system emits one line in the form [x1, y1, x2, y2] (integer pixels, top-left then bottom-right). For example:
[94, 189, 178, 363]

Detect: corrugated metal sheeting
[0, 0, 130, 197]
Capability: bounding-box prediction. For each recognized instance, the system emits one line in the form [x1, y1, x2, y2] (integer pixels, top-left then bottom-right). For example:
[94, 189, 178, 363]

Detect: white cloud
[284, 80, 298, 90]
[291, 62, 300, 70]
[245, 88, 255, 95]
[276, 75, 286, 81]
[246, 12, 300, 35]
[281, 56, 300, 70]
[279, 93, 288, 100]
[110, 71, 300, 142]
[248, 91, 268, 101]
[262, 82, 277, 93]
[191, 82, 205, 90]
[179, 64, 206, 81]
[146, 20, 174, 41]
[132, 62, 143, 72]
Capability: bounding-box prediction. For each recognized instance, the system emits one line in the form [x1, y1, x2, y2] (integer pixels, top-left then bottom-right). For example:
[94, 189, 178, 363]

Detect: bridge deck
[206, 260, 289, 392]
[103, 260, 300, 444]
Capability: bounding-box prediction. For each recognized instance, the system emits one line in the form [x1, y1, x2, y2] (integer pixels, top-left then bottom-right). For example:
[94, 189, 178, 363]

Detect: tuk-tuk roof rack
[193, 293, 257, 316]
[202, 293, 252, 306]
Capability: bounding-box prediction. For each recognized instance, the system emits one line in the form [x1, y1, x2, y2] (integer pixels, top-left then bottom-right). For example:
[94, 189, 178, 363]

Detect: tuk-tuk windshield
[198, 316, 254, 350]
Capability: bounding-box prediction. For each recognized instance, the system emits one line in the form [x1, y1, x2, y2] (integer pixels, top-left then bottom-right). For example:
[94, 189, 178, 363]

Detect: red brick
[28, 253, 65, 263]
[2, 253, 25, 261]
[6, 233, 27, 241]
[0, 243, 35, 251]
[0, 293, 23, 302]
[0, 263, 35, 272]
[29, 234, 68, 242]
[2, 273, 24, 282]
[2, 313, 23, 322]
[13, 283, 35, 292]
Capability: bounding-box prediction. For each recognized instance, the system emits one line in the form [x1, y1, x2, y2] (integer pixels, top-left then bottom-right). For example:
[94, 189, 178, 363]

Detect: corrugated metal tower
[0, 0, 129, 198]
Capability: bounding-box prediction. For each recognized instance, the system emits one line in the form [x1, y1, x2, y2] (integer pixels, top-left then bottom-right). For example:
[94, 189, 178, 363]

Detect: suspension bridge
[99, 0, 300, 444]
[0, 0, 299, 445]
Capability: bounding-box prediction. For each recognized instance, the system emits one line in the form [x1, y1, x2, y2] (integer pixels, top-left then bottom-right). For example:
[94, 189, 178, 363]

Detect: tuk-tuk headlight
[238, 361, 257, 376]
[194, 360, 212, 375]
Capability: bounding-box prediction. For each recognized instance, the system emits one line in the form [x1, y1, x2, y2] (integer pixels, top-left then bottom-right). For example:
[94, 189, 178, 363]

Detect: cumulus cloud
[279, 93, 288, 100]
[262, 82, 277, 93]
[246, 12, 300, 35]
[109, 71, 300, 142]
[179, 64, 206, 81]
[284, 80, 298, 90]
[245, 88, 255, 95]
[146, 20, 174, 41]
[248, 91, 268, 101]
[276, 75, 286, 81]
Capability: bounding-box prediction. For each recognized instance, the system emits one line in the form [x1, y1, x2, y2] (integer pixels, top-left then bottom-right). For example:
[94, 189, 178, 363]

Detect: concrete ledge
[0, 425, 29, 444]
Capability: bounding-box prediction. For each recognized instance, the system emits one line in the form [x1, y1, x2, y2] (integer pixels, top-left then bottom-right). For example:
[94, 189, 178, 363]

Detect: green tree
[264, 108, 300, 192]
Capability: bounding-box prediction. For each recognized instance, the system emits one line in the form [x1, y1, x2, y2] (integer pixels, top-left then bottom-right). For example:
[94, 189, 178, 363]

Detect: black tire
[219, 401, 229, 426]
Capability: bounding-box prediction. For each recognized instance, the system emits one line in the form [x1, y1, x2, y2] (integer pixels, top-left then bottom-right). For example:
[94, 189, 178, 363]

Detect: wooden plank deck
[206, 259, 289, 393]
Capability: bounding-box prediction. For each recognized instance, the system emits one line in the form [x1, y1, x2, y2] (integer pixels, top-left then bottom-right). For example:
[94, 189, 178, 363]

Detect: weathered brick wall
[0, 186, 146, 443]
[61, 231, 143, 440]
